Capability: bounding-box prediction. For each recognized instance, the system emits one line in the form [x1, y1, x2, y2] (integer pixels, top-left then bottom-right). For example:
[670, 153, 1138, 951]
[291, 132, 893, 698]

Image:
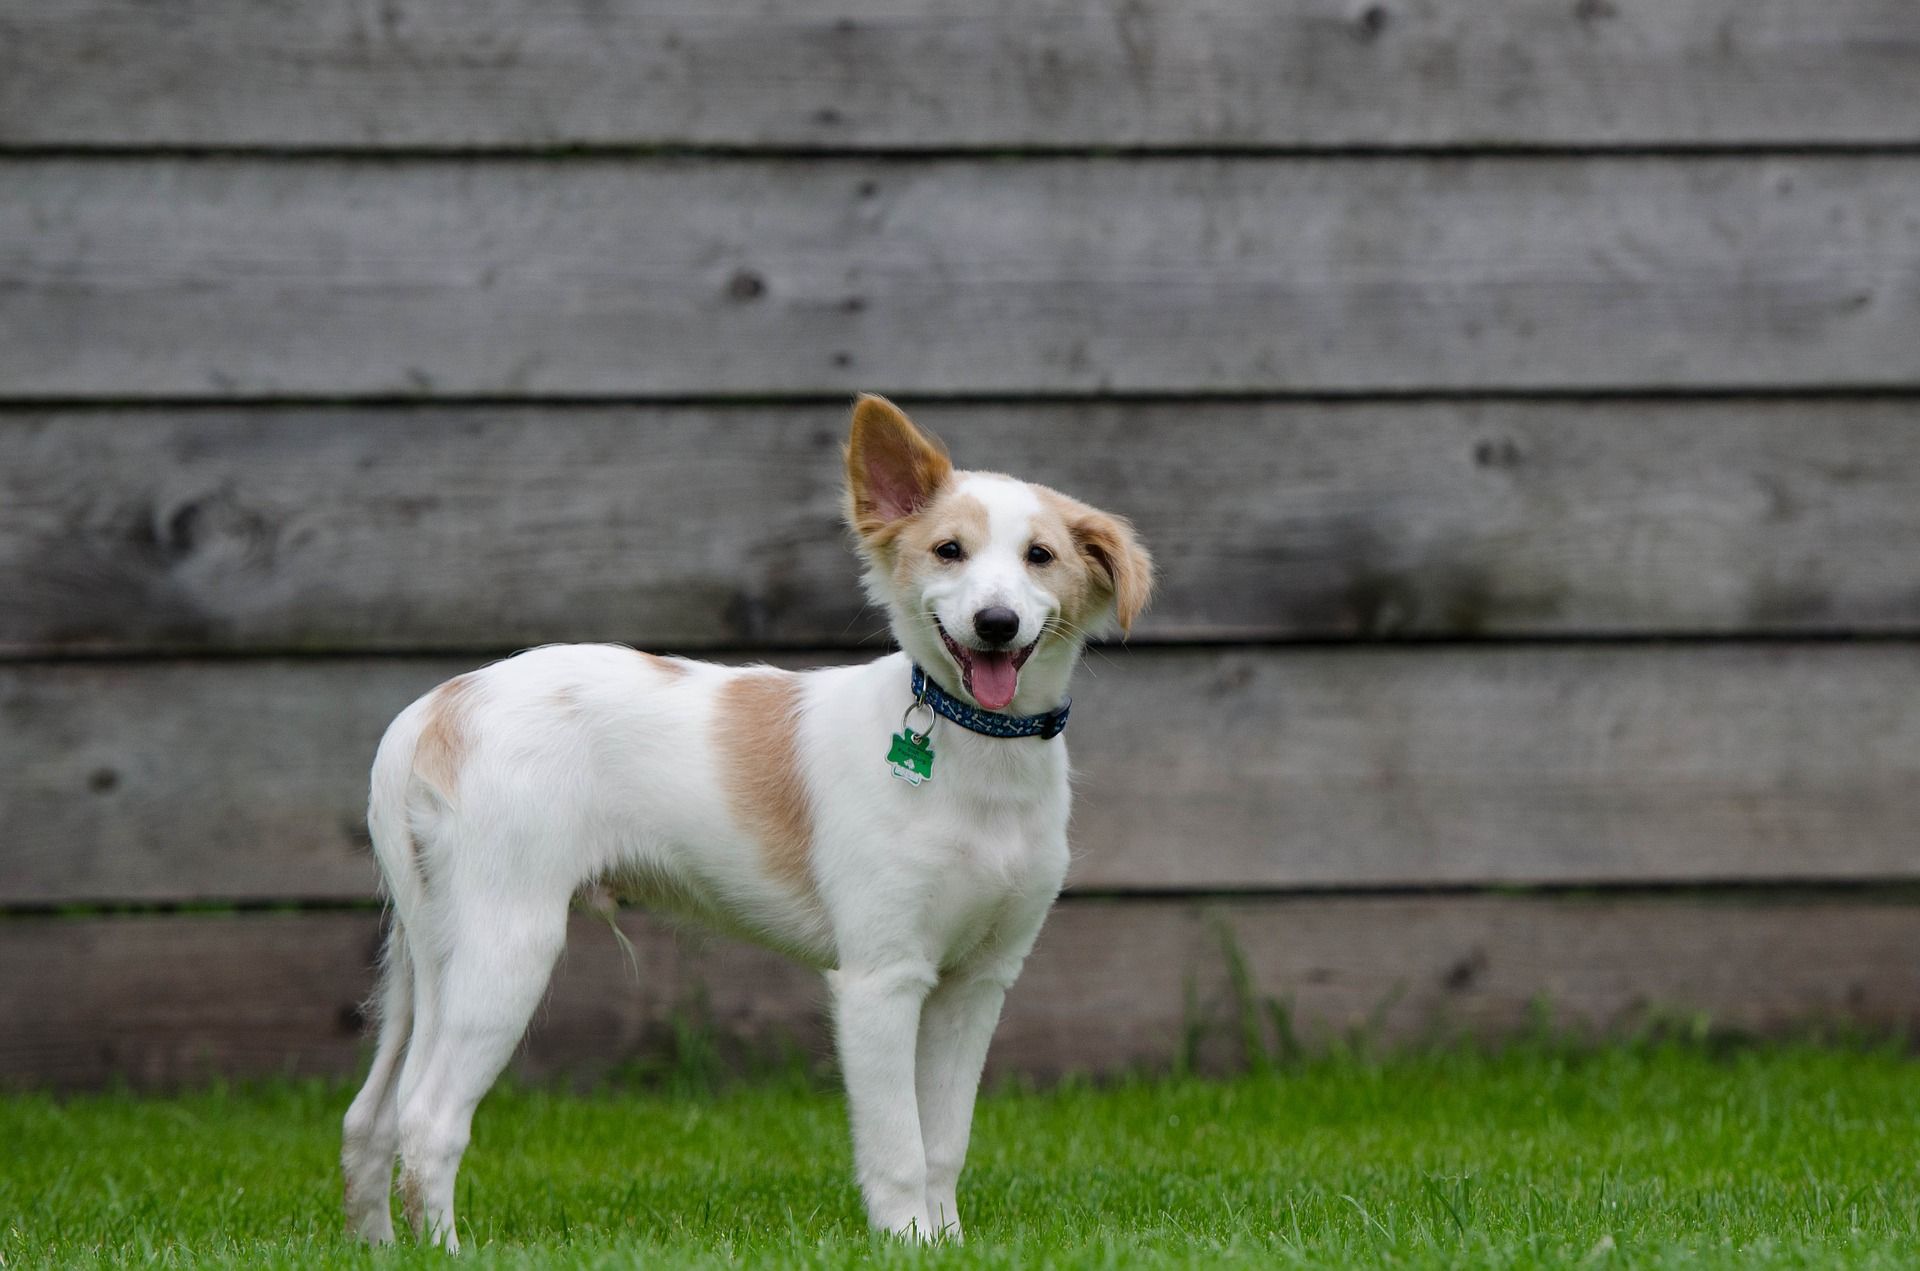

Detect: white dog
[341, 395, 1153, 1248]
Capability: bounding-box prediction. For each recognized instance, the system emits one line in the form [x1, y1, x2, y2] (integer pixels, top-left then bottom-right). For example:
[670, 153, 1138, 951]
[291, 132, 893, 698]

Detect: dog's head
[844, 394, 1153, 712]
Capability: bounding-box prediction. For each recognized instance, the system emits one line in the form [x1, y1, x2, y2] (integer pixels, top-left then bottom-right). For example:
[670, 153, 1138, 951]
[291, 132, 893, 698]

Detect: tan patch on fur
[635, 650, 690, 679]
[1035, 487, 1156, 635]
[1027, 489, 1098, 632]
[888, 486, 992, 592]
[413, 673, 480, 798]
[713, 671, 815, 895]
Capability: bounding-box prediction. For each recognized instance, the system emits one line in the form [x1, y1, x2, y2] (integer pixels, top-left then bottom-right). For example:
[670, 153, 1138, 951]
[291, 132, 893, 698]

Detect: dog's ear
[845, 394, 953, 540]
[1071, 510, 1155, 636]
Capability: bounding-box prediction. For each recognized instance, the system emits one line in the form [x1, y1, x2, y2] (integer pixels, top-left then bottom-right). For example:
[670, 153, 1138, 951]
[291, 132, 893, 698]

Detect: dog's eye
[934, 540, 965, 561]
[1026, 544, 1055, 566]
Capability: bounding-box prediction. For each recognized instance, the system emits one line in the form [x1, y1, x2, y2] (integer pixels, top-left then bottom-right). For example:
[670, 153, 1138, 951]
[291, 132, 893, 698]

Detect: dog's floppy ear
[1071, 510, 1155, 636]
[845, 394, 953, 540]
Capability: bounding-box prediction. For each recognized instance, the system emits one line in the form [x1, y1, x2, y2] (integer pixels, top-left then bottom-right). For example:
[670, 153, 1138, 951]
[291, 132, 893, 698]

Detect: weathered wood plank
[7, 400, 1920, 654]
[1006, 895, 1920, 1074]
[4, 1, 1917, 150]
[6, 159, 1920, 397]
[0, 910, 821, 1092]
[7, 646, 1919, 904]
[8, 895, 1919, 1089]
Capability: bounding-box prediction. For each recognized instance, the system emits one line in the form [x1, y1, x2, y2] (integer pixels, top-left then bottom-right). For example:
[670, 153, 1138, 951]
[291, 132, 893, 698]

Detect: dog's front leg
[830, 961, 939, 1239]
[914, 899, 1052, 1241]
[913, 970, 1008, 1241]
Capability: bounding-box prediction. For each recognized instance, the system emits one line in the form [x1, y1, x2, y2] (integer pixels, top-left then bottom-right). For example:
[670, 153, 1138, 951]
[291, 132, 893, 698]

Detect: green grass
[3, 1043, 1918, 1268]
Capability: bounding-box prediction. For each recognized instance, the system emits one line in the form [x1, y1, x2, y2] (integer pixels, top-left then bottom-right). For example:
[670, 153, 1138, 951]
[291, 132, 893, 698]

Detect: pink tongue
[971, 652, 1020, 710]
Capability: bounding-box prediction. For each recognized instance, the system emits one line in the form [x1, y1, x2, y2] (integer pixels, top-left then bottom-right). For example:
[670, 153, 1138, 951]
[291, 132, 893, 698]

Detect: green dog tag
[887, 730, 935, 785]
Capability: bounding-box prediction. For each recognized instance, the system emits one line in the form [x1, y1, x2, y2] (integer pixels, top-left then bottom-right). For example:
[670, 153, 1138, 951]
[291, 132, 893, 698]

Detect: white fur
[341, 443, 1133, 1250]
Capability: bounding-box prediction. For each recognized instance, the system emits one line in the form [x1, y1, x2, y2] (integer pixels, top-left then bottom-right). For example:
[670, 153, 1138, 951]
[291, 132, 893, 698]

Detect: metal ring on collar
[901, 697, 936, 743]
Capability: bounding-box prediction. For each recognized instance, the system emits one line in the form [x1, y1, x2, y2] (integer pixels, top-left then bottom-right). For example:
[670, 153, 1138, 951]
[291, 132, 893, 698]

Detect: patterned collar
[910, 664, 1071, 740]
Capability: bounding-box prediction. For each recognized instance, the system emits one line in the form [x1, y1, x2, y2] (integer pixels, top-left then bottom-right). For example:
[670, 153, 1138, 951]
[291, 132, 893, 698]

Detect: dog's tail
[366, 698, 433, 945]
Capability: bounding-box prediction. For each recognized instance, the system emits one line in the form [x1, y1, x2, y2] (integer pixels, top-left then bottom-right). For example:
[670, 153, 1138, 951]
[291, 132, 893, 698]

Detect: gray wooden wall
[5, 0, 1920, 1088]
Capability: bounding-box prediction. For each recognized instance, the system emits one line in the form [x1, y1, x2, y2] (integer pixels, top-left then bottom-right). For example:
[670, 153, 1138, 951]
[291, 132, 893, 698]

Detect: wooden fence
[4, 0, 1920, 1088]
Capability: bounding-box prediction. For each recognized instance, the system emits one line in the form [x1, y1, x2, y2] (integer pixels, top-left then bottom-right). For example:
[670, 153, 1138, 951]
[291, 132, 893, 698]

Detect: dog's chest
[911, 795, 1068, 958]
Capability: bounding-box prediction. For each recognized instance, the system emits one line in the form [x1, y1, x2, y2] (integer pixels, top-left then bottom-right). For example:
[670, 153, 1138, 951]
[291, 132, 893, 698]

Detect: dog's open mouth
[937, 625, 1038, 712]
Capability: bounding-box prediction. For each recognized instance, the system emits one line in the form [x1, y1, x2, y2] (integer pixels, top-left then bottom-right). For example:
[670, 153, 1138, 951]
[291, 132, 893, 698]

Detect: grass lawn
[2, 1043, 1917, 1268]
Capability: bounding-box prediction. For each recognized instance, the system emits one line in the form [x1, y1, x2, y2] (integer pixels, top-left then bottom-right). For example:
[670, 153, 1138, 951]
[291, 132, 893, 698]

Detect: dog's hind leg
[343, 735, 435, 1245]
[341, 921, 413, 1242]
[394, 885, 569, 1252]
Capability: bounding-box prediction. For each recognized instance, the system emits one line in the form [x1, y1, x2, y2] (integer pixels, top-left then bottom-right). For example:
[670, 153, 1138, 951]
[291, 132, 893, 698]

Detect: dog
[340, 395, 1153, 1248]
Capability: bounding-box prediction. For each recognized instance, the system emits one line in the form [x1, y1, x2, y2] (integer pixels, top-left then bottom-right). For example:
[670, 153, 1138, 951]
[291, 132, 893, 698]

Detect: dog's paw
[881, 1215, 939, 1244]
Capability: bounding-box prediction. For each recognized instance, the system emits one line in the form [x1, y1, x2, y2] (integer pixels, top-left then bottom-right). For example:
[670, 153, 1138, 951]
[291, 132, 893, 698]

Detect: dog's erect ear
[845, 394, 953, 540]
[1071, 510, 1155, 636]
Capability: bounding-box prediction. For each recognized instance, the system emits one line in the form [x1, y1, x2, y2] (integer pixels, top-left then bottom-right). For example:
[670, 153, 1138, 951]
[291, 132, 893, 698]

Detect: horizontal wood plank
[4, 1, 1917, 150]
[7, 158, 1920, 397]
[8, 400, 1920, 654]
[8, 895, 1919, 1089]
[7, 646, 1919, 904]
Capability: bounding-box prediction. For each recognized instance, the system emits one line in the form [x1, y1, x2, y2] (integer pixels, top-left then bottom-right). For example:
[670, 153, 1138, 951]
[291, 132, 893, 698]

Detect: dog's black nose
[973, 607, 1021, 646]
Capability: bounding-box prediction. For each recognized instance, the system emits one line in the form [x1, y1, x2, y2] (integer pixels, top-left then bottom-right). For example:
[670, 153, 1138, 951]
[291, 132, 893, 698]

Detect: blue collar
[911, 664, 1071, 740]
